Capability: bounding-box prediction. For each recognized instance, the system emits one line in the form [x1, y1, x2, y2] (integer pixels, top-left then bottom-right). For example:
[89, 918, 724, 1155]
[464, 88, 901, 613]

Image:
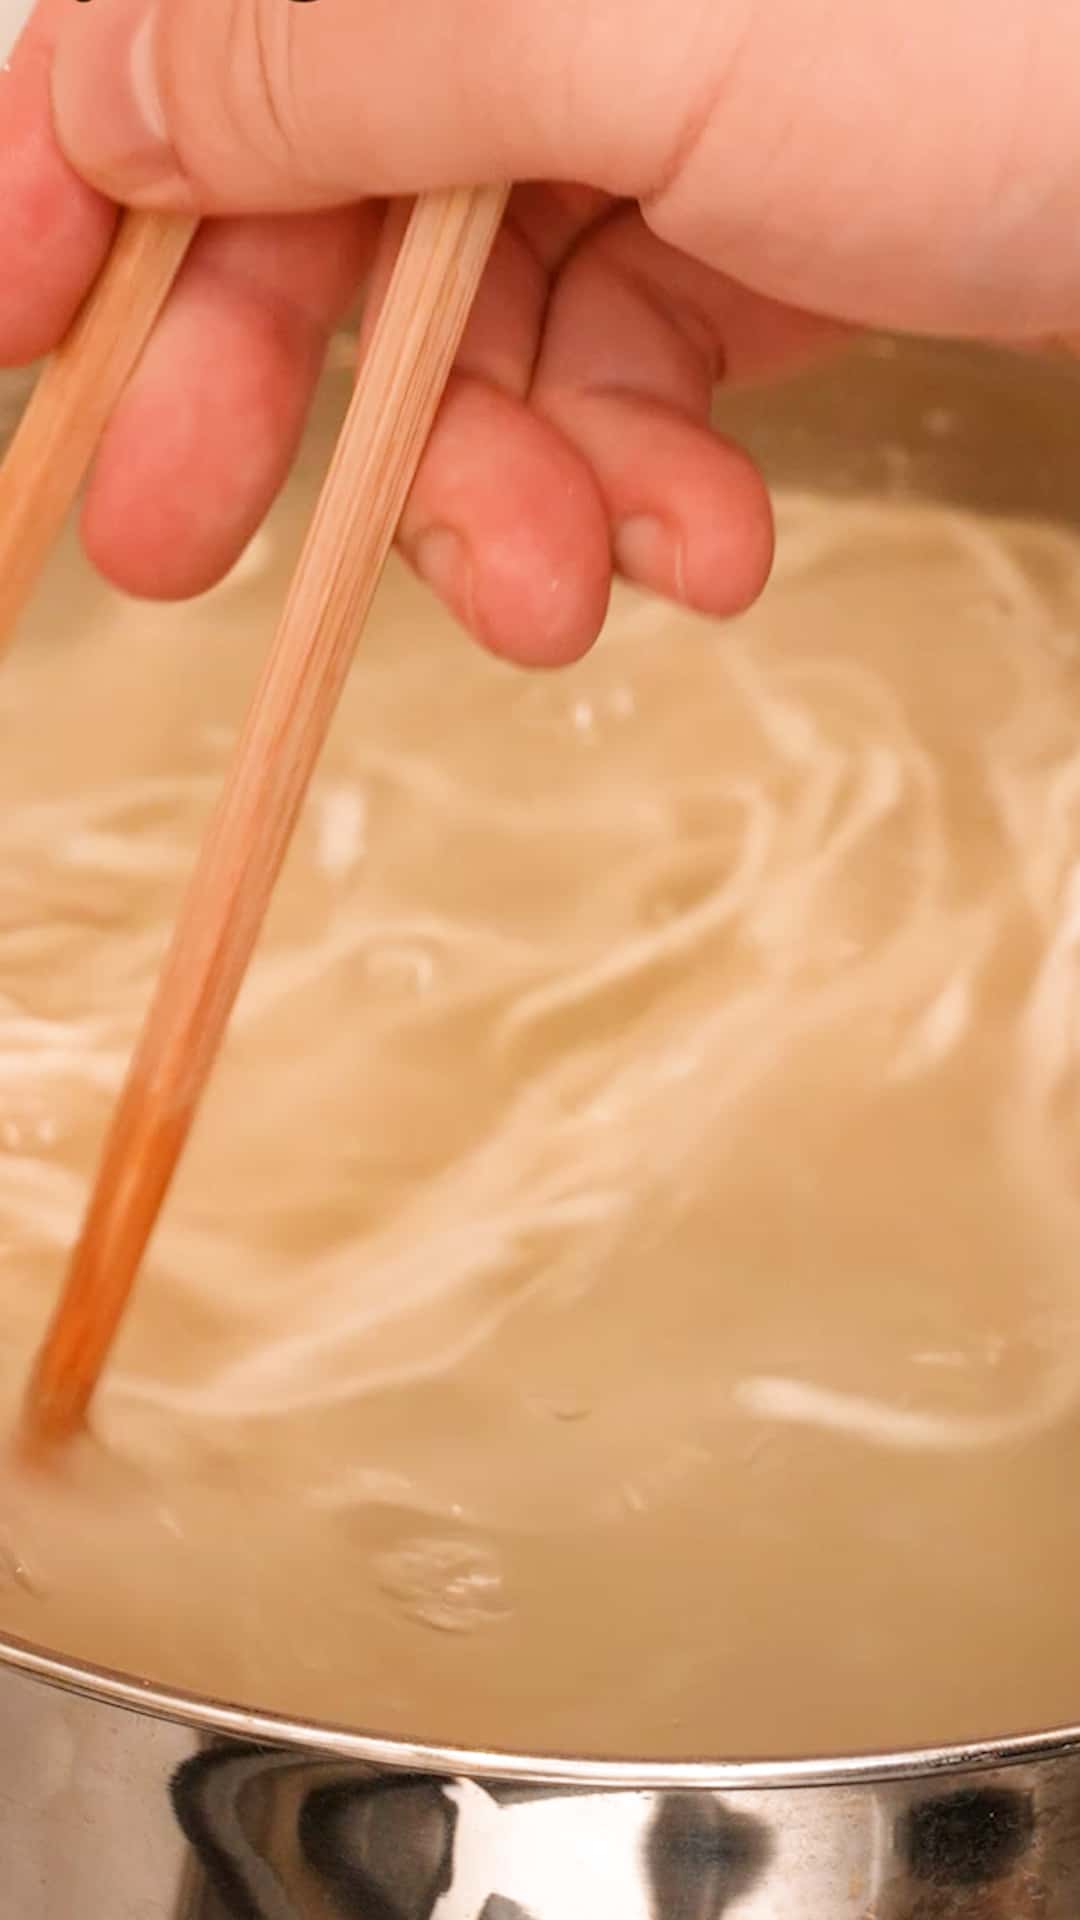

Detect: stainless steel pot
[5, 1642, 1080, 1918]
[4, 336, 1080, 1918]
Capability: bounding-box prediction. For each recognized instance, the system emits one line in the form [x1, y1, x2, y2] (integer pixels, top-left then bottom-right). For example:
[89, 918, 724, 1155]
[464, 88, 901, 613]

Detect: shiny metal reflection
[7, 1658, 1080, 1918]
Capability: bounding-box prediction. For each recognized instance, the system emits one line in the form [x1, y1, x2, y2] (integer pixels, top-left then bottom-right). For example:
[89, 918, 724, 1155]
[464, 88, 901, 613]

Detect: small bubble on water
[0, 1530, 44, 1597]
[517, 679, 637, 745]
[571, 686, 637, 740]
[373, 1535, 509, 1634]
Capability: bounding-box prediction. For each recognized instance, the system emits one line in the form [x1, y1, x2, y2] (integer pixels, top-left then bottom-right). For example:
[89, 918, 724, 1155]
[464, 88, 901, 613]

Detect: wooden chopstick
[0, 210, 198, 642]
[19, 183, 509, 1459]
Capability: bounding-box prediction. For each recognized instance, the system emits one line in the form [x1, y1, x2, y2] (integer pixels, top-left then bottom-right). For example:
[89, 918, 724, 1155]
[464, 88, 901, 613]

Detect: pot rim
[1, 1629, 1077, 1789]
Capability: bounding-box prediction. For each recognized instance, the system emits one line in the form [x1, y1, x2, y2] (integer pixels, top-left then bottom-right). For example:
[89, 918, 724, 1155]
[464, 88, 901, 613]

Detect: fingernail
[129, 6, 168, 141]
[613, 516, 686, 599]
[412, 528, 475, 626]
[52, 0, 185, 201]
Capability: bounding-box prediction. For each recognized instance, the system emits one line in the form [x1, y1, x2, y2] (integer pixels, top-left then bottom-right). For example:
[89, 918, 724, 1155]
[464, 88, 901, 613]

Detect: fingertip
[80, 211, 367, 601]
[679, 449, 774, 615]
[400, 376, 612, 670]
[78, 488, 234, 603]
[472, 527, 613, 670]
[612, 481, 773, 618]
[408, 506, 612, 671]
[548, 390, 774, 621]
[78, 294, 307, 601]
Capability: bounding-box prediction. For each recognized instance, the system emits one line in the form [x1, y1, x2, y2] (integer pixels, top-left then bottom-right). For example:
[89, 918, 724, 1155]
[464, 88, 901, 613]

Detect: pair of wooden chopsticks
[5, 188, 508, 1458]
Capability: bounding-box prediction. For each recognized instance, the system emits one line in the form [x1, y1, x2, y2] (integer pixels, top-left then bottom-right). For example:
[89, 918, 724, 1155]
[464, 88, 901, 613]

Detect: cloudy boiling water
[2, 407, 1080, 1760]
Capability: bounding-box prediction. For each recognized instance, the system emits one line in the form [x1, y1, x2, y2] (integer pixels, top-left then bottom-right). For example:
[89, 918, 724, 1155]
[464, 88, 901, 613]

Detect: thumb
[49, 0, 705, 213]
[51, 0, 1080, 339]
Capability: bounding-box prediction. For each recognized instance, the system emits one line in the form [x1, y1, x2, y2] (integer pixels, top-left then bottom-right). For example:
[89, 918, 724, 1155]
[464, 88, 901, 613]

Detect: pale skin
[4, 0, 1079, 664]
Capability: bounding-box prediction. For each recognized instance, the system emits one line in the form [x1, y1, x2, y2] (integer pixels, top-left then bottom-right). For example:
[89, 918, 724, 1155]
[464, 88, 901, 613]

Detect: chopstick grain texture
[20, 184, 509, 1457]
[0, 210, 197, 644]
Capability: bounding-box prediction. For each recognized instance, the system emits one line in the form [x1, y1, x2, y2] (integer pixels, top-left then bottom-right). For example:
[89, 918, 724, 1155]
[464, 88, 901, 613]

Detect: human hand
[4, 0, 1075, 663]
